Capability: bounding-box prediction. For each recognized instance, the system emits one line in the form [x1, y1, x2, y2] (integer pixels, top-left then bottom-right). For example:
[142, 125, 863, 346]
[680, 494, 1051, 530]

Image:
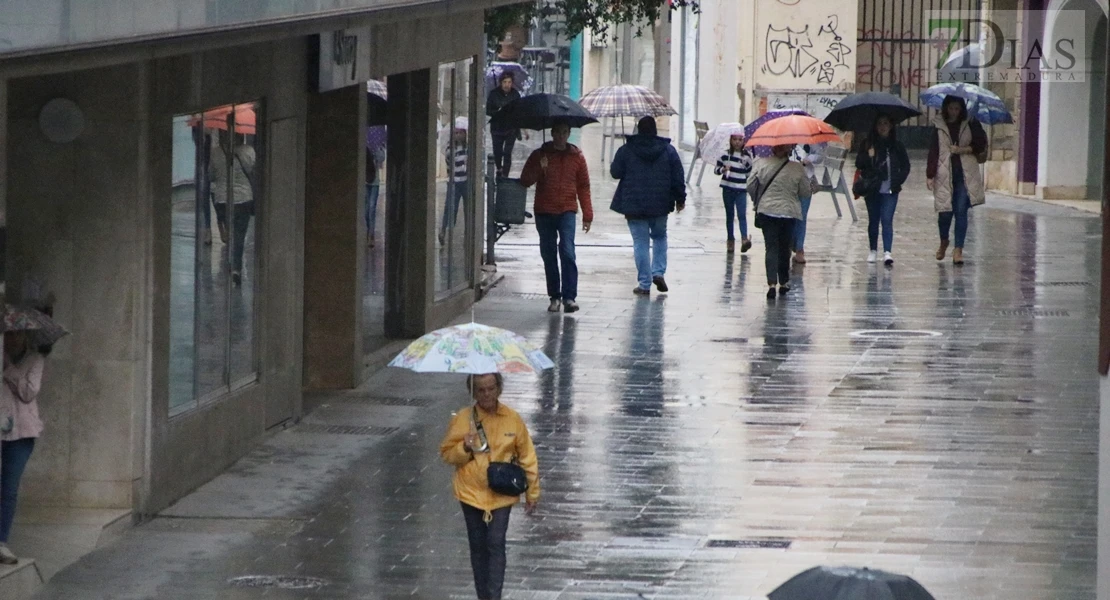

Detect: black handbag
[852, 170, 883, 197]
[472, 408, 529, 497]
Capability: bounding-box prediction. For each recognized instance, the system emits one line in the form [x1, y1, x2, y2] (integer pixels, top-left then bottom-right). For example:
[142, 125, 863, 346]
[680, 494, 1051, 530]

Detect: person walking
[440, 122, 469, 246]
[486, 73, 522, 179]
[750, 144, 812, 299]
[0, 327, 50, 564]
[209, 130, 257, 286]
[856, 115, 910, 266]
[520, 120, 593, 313]
[610, 116, 686, 295]
[365, 143, 384, 248]
[926, 95, 987, 265]
[789, 143, 823, 264]
[715, 136, 754, 254]
[440, 373, 540, 600]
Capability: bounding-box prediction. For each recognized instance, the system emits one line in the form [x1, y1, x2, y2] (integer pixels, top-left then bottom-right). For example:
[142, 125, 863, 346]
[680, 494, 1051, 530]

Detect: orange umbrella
[745, 114, 840, 148]
[187, 104, 256, 134]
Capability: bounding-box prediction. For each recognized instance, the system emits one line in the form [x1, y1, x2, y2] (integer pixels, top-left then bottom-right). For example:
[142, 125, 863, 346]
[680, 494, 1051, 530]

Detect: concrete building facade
[0, 0, 513, 587]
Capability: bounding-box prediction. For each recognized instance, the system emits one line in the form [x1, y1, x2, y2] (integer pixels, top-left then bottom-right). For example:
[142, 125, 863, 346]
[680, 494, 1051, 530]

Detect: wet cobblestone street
[35, 139, 1102, 600]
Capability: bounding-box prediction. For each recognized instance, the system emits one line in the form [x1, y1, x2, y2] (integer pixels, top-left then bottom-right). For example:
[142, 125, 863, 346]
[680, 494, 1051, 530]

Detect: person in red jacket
[520, 121, 593, 313]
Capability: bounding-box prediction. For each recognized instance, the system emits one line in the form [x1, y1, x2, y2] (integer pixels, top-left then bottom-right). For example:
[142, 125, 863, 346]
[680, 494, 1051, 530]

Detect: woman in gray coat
[750, 144, 814, 300]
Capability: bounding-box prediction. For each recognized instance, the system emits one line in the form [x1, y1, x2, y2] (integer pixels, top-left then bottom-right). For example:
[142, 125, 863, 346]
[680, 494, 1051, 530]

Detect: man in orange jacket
[519, 120, 593, 313]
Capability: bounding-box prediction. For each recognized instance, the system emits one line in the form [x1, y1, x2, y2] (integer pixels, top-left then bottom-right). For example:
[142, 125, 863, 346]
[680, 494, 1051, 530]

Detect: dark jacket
[486, 88, 522, 135]
[856, 136, 911, 194]
[609, 134, 687, 219]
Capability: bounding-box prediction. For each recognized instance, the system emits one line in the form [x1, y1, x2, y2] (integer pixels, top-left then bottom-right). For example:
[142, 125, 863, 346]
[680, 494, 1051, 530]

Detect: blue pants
[535, 212, 579, 301]
[1, 438, 35, 543]
[865, 193, 899, 252]
[793, 194, 812, 252]
[365, 183, 380, 238]
[462, 503, 512, 600]
[938, 180, 971, 248]
[441, 182, 467, 235]
[627, 216, 668, 290]
[722, 188, 748, 241]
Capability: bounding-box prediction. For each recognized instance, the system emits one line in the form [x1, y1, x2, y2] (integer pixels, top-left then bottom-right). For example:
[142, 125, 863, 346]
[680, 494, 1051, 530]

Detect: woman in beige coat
[925, 96, 987, 265]
[750, 144, 815, 300]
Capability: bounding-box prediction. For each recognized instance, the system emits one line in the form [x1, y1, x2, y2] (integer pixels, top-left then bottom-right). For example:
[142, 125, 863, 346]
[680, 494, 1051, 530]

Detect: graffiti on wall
[761, 15, 854, 86]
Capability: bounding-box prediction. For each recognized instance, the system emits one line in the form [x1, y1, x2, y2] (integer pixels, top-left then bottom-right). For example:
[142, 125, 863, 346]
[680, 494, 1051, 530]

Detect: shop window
[435, 58, 475, 297]
[169, 102, 261, 414]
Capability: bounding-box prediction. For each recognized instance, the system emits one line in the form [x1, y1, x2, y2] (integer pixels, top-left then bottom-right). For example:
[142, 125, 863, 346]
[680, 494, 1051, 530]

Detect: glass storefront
[363, 81, 389, 357]
[435, 58, 475, 298]
[169, 102, 261, 414]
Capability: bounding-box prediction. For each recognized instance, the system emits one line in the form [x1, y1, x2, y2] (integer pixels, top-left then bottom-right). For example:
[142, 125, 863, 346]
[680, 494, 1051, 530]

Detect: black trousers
[213, 201, 255, 273]
[461, 503, 512, 600]
[760, 216, 795, 286]
[491, 132, 517, 176]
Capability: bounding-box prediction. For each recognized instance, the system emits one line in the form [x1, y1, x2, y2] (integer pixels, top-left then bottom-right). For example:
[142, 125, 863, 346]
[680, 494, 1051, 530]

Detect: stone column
[303, 85, 365, 390]
[384, 69, 435, 339]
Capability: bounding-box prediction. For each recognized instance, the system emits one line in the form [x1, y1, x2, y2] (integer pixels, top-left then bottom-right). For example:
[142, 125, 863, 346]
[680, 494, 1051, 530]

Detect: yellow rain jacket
[440, 402, 540, 513]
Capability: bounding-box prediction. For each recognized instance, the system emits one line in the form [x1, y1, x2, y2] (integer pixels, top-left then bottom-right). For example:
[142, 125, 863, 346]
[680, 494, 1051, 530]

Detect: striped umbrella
[578, 84, 676, 118]
[921, 82, 1012, 124]
[745, 115, 841, 148]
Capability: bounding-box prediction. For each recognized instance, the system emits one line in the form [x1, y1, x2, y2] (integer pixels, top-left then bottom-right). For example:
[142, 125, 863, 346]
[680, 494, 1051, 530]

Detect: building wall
[6, 62, 152, 508]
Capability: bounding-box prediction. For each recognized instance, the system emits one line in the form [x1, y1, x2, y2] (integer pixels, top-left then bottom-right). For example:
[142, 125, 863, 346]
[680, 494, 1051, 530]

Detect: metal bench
[685, 120, 710, 187]
[813, 145, 858, 222]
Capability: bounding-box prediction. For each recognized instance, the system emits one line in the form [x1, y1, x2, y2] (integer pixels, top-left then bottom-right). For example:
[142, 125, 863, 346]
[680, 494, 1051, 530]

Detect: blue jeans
[365, 183, 380, 238]
[938, 180, 970, 248]
[441, 181, 467, 235]
[865, 193, 899, 252]
[722, 188, 748, 240]
[535, 212, 578, 301]
[627, 216, 668, 290]
[793, 194, 812, 251]
[1, 438, 35, 543]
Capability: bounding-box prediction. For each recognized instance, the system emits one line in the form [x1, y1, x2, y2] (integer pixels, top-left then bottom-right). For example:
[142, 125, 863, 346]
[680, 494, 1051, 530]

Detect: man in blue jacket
[610, 116, 686, 295]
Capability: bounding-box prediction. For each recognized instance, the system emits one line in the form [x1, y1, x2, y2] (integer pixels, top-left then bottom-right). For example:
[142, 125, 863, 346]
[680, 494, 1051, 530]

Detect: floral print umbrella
[3, 304, 68, 347]
[389, 322, 554, 374]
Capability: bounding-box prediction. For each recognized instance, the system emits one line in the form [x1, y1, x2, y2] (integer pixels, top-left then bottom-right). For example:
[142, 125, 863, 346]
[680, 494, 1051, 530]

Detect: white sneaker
[0, 543, 18, 564]
[884, 252, 894, 266]
[866, 251, 877, 263]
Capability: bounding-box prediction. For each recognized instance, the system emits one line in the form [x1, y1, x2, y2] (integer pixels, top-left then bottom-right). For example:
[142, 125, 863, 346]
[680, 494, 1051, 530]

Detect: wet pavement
[35, 130, 1101, 600]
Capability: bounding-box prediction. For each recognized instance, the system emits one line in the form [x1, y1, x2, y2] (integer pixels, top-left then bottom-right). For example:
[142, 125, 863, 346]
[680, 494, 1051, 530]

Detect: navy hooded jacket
[609, 134, 687, 219]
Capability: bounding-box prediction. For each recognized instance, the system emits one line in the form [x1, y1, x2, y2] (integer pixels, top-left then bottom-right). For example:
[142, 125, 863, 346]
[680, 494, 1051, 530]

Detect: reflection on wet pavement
[40, 138, 1100, 599]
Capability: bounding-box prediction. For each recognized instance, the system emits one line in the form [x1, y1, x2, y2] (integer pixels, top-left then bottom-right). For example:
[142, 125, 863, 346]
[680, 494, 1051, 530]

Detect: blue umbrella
[744, 108, 810, 157]
[921, 82, 1012, 124]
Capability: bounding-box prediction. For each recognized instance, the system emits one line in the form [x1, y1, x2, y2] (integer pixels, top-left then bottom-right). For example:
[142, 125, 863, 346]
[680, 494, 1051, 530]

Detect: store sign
[316, 27, 372, 92]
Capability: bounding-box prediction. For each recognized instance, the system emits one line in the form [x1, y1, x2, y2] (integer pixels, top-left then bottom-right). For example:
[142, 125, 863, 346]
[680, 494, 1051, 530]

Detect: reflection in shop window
[169, 102, 261, 414]
[435, 58, 475, 297]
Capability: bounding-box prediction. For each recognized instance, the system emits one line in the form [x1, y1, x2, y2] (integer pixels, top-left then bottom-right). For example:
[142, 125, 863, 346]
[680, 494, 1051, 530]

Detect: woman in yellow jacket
[440, 373, 539, 600]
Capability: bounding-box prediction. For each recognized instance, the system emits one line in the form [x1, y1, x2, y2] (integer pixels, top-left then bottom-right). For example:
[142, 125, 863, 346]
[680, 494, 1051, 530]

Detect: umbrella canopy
[3, 304, 68, 348]
[485, 62, 533, 94]
[744, 109, 809, 157]
[366, 125, 387, 154]
[769, 566, 936, 600]
[824, 91, 922, 132]
[699, 122, 746, 159]
[921, 82, 1013, 124]
[488, 93, 598, 131]
[367, 93, 388, 126]
[578, 84, 676, 118]
[186, 104, 256, 135]
[366, 79, 387, 99]
[938, 42, 1013, 84]
[388, 322, 555, 374]
[745, 114, 841, 149]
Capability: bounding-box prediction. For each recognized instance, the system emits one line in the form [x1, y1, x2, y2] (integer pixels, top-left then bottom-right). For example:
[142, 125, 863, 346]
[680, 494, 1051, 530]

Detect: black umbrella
[769, 566, 936, 600]
[824, 92, 922, 132]
[367, 93, 388, 126]
[488, 93, 598, 131]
